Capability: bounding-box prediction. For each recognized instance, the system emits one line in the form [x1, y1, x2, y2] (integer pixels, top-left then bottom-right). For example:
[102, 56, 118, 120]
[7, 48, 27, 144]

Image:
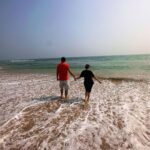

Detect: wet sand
[0, 72, 150, 150]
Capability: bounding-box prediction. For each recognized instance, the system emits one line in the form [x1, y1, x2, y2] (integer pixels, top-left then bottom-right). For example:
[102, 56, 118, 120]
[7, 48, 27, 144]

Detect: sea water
[0, 54, 150, 79]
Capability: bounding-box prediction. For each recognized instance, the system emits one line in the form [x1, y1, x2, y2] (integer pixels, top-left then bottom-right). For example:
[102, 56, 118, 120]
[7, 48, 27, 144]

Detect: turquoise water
[0, 54, 150, 79]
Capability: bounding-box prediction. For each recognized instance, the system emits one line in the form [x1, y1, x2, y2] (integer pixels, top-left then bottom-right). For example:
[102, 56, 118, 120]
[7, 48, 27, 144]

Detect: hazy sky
[0, 0, 150, 59]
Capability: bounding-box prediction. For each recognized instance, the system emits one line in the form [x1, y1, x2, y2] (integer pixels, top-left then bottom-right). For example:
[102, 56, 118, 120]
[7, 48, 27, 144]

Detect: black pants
[84, 82, 93, 92]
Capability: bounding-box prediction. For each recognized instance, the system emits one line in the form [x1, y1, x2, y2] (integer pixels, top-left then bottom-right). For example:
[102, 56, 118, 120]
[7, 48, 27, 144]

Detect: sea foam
[0, 73, 150, 150]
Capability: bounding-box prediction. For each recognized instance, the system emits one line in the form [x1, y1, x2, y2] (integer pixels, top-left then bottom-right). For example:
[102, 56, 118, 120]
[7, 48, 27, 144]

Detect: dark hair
[61, 57, 66, 62]
[85, 64, 90, 69]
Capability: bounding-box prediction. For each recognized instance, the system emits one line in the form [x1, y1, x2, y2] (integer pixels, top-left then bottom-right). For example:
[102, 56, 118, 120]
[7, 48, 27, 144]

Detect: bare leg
[83, 92, 90, 108]
[84, 92, 88, 106]
[85, 92, 90, 102]
[83, 92, 88, 109]
[65, 89, 68, 99]
[87, 92, 90, 102]
[60, 89, 63, 99]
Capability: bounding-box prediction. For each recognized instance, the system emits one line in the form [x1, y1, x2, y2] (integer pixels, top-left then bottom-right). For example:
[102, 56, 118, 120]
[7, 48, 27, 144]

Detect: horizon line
[0, 53, 150, 61]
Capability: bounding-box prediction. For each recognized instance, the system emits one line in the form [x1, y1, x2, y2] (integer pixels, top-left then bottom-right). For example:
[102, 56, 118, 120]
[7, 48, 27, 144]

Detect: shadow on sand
[32, 95, 83, 104]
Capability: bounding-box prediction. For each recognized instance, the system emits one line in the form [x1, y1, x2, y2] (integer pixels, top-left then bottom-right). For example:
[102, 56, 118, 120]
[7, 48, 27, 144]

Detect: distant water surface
[0, 54, 150, 79]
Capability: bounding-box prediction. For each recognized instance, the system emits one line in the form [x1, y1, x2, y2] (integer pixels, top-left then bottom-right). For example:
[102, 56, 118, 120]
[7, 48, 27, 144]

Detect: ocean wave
[10, 59, 35, 63]
[99, 77, 147, 83]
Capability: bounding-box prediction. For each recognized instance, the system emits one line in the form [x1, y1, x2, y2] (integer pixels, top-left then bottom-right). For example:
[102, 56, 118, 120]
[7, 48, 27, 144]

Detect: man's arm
[68, 69, 76, 80]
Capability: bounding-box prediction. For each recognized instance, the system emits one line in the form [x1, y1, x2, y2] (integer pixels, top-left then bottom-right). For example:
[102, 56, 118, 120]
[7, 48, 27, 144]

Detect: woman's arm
[76, 76, 81, 80]
[68, 69, 76, 81]
[76, 70, 84, 80]
[93, 76, 101, 83]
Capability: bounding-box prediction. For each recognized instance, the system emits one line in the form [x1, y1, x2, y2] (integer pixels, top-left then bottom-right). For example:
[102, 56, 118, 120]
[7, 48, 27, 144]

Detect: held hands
[74, 76, 81, 81]
[75, 76, 80, 81]
[74, 76, 76, 81]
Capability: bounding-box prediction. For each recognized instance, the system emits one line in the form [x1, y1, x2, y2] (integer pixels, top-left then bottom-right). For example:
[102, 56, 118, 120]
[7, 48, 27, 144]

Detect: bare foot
[82, 99, 85, 102]
[60, 96, 64, 99]
[83, 103, 88, 110]
[64, 96, 69, 100]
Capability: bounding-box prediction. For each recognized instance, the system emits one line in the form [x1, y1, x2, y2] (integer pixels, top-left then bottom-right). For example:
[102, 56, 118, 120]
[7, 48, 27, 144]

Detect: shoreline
[0, 69, 149, 82]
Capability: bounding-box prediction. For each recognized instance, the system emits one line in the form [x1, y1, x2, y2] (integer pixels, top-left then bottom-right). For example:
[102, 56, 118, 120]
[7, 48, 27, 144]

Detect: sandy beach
[0, 71, 150, 150]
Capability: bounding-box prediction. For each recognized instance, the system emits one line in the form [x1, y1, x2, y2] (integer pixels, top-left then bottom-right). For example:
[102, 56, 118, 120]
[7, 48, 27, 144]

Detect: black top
[80, 70, 95, 83]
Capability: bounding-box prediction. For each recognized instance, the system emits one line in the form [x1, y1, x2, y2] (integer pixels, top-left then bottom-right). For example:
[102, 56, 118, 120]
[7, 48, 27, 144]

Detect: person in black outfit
[76, 64, 101, 103]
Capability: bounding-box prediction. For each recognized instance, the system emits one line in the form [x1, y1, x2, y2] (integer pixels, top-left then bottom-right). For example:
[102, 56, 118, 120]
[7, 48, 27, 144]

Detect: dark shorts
[84, 82, 93, 92]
